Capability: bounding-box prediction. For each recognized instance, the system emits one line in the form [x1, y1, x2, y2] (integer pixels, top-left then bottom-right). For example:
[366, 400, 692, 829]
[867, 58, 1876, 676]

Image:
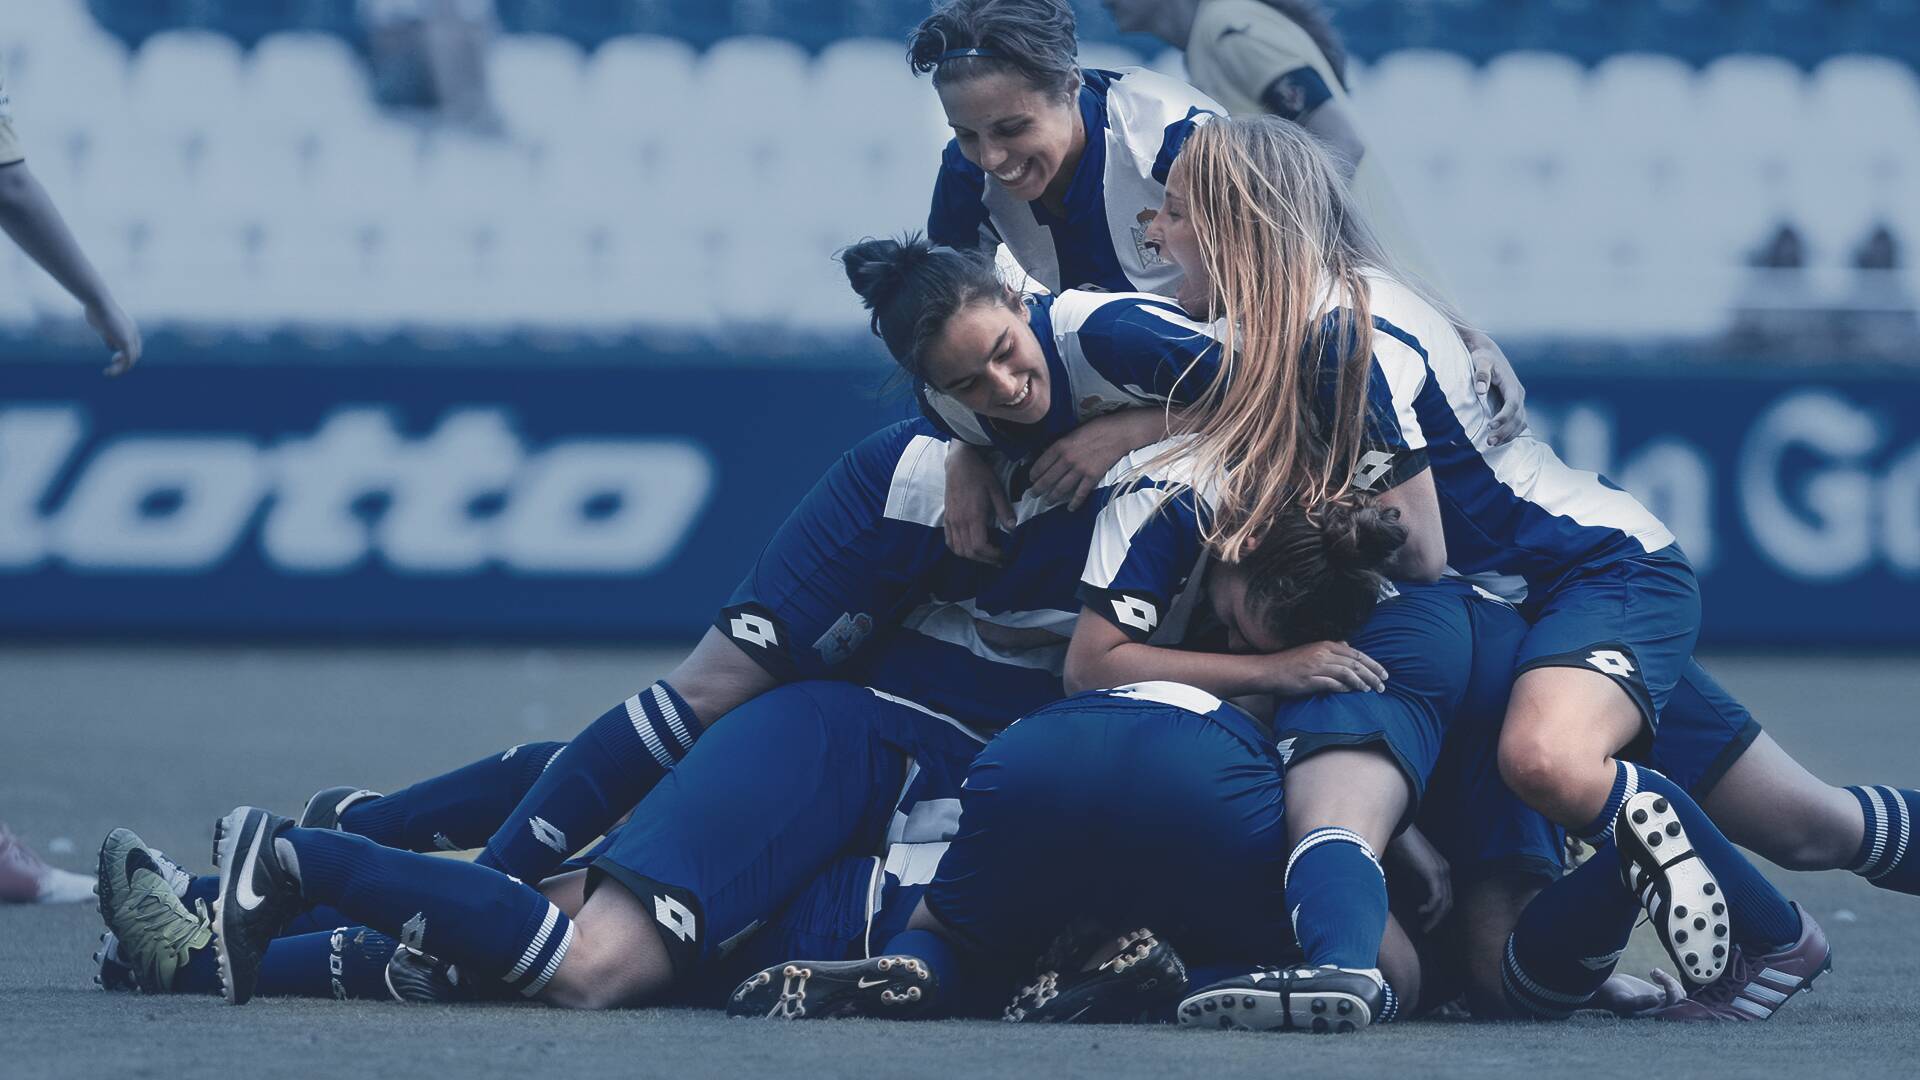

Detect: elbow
[1061, 649, 1106, 697]
[1391, 534, 1447, 583]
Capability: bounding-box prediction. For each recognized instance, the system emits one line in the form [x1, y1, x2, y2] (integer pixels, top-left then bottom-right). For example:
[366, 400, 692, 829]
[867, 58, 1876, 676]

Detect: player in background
[1152, 115, 1856, 1019]
[0, 60, 141, 375]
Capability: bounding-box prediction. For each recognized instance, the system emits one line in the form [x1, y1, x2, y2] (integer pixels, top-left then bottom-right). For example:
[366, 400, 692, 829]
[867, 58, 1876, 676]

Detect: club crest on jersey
[1585, 649, 1636, 678]
[1112, 594, 1159, 633]
[1131, 209, 1163, 267]
[654, 894, 697, 943]
[812, 611, 874, 667]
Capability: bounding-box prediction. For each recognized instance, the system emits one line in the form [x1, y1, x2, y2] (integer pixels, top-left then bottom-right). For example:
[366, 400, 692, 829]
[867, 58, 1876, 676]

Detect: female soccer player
[1142, 114, 1852, 1012]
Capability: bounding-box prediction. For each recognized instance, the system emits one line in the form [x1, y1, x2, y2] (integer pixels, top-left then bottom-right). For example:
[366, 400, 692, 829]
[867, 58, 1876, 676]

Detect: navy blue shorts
[589, 680, 984, 978]
[927, 688, 1297, 970]
[1274, 580, 1503, 822]
[1515, 547, 1700, 738]
[1651, 660, 1763, 799]
[715, 420, 959, 681]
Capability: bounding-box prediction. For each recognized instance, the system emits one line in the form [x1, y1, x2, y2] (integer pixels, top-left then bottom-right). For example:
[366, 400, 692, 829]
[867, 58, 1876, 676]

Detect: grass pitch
[5, 645, 1917, 1078]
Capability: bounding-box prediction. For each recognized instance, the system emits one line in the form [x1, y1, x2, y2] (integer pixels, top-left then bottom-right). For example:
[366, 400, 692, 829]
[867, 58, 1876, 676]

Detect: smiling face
[1144, 161, 1213, 315]
[919, 294, 1052, 425]
[937, 70, 1084, 205]
[1205, 560, 1290, 655]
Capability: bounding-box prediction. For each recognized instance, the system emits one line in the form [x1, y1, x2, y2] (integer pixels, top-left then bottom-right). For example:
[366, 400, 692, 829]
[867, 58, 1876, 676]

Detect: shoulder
[1358, 271, 1469, 370]
[1192, 0, 1321, 56]
[1100, 68, 1224, 146]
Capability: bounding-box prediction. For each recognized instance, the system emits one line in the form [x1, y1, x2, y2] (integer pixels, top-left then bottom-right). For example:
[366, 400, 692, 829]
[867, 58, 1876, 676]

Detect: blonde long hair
[1163, 115, 1447, 562]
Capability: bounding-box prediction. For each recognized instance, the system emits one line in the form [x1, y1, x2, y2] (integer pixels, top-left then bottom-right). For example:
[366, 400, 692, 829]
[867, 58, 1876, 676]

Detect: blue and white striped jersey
[928, 68, 1220, 296]
[1076, 436, 1217, 645]
[1335, 271, 1675, 602]
[918, 290, 1227, 461]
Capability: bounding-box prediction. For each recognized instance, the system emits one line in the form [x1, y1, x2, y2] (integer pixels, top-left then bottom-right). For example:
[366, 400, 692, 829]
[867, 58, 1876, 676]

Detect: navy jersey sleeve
[1318, 310, 1431, 494]
[1259, 66, 1334, 122]
[1078, 480, 1206, 642]
[1074, 295, 1227, 406]
[1151, 105, 1215, 185]
[927, 141, 998, 252]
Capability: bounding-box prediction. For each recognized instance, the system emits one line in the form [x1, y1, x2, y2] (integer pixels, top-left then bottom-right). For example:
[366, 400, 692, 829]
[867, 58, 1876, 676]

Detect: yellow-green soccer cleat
[96, 829, 213, 993]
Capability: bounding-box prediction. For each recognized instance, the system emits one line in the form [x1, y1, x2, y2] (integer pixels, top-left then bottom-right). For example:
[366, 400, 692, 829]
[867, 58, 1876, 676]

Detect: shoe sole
[1621, 791, 1729, 985]
[211, 806, 264, 1006]
[1007, 929, 1188, 1024]
[729, 956, 932, 1020]
[1177, 986, 1372, 1033]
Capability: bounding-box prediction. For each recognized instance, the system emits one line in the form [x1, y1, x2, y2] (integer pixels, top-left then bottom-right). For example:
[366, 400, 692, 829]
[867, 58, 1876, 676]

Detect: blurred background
[0, 0, 1915, 645]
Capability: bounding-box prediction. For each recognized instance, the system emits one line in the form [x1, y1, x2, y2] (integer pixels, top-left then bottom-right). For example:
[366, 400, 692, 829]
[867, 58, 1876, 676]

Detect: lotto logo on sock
[528, 816, 568, 854]
[1585, 650, 1635, 678]
[401, 913, 428, 952]
[653, 895, 697, 943]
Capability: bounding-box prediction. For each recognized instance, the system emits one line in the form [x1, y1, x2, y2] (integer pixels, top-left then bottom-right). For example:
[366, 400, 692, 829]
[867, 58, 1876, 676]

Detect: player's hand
[86, 299, 143, 377]
[1264, 640, 1387, 696]
[943, 441, 1014, 566]
[1461, 327, 1525, 445]
[1389, 826, 1453, 932]
[1029, 408, 1169, 511]
[1593, 968, 1686, 1017]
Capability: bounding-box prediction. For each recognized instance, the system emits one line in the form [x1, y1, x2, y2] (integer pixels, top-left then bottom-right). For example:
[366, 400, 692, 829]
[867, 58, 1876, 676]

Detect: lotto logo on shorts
[653, 895, 698, 943]
[1585, 650, 1636, 678]
[1352, 450, 1397, 493]
[730, 612, 778, 649]
[1112, 594, 1159, 633]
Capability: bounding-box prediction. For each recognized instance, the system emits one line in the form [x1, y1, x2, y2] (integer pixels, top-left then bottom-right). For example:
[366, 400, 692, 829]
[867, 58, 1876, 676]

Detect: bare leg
[1499, 667, 1644, 827]
[1703, 732, 1864, 870]
[538, 880, 674, 1010]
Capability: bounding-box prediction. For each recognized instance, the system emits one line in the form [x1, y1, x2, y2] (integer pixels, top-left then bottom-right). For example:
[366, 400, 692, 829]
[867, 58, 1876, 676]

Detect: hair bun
[1321, 498, 1407, 571]
[840, 234, 937, 314]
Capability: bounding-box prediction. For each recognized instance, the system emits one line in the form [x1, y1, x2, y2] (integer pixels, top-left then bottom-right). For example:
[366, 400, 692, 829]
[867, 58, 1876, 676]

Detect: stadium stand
[0, 0, 1913, 341]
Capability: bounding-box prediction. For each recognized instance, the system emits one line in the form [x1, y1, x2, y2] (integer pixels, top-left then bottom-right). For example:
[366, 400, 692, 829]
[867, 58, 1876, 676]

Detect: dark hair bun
[1321, 498, 1407, 571]
[840, 234, 937, 314]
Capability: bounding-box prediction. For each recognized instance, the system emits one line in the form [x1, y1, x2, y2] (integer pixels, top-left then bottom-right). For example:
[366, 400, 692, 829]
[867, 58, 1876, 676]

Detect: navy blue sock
[1284, 828, 1388, 971]
[1501, 845, 1639, 1019]
[1623, 764, 1801, 950]
[183, 874, 218, 909]
[280, 826, 573, 998]
[279, 904, 355, 938]
[171, 926, 397, 1000]
[1572, 760, 1642, 846]
[1847, 785, 1920, 896]
[881, 928, 965, 1016]
[339, 742, 564, 852]
[477, 682, 701, 881]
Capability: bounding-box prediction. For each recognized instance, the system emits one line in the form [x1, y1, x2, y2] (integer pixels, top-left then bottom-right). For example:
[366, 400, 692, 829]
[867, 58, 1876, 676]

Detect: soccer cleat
[728, 955, 936, 1020]
[1004, 927, 1187, 1023]
[212, 806, 304, 1005]
[1177, 966, 1384, 1034]
[0, 824, 95, 904]
[385, 943, 468, 1004]
[1655, 904, 1830, 1021]
[97, 827, 193, 906]
[94, 931, 139, 992]
[94, 843, 214, 993]
[1616, 791, 1729, 986]
[298, 787, 382, 831]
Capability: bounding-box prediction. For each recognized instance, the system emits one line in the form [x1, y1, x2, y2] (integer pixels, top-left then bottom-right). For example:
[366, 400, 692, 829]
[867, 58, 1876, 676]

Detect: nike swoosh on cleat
[233, 815, 270, 912]
[856, 977, 890, 989]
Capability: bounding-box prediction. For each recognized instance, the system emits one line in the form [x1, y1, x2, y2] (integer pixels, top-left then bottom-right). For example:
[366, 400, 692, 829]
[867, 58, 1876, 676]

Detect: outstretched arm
[0, 162, 141, 375]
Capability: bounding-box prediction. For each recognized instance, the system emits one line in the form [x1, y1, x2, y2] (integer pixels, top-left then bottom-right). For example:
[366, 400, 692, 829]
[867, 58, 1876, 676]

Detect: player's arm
[0, 161, 142, 375]
[1350, 317, 1445, 581]
[1208, 22, 1364, 178]
[1064, 605, 1382, 698]
[1374, 469, 1444, 582]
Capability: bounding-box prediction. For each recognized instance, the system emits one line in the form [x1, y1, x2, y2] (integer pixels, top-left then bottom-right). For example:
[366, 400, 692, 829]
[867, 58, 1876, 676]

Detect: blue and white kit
[929, 67, 1220, 296]
[917, 289, 1226, 461]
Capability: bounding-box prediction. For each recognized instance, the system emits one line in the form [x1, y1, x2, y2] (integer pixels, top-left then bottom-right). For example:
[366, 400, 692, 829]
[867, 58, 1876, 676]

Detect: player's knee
[539, 925, 670, 1010]
[1497, 732, 1588, 822]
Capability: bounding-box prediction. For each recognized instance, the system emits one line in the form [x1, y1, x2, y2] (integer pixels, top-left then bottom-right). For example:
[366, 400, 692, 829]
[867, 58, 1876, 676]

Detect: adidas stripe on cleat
[1657, 903, 1831, 1021]
[1617, 791, 1729, 986]
[1177, 966, 1384, 1034]
[212, 806, 304, 1005]
[728, 955, 935, 1020]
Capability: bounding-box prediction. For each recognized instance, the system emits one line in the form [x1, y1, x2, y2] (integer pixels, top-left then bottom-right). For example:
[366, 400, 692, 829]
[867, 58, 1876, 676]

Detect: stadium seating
[0, 2, 1914, 339]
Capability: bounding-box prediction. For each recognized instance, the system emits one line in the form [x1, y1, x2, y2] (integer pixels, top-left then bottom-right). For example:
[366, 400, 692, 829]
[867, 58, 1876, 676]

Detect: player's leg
[309, 740, 564, 852]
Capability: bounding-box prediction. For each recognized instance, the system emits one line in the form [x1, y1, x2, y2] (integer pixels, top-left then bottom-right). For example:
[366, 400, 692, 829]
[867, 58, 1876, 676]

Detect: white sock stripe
[625, 694, 678, 772]
[506, 903, 561, 981]
[1502, 938, 1587, 1012]
[1283, 827, 1380, 888]
[1873, 786, 1911, 881]
[1859, 785, 1893, 875]
[523, 919, 575, 997]
[652, 684, 696, 754]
